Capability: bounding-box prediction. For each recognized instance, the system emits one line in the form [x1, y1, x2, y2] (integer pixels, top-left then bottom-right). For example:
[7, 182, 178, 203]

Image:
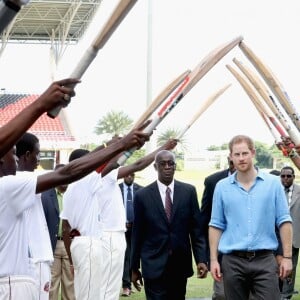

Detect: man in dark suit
[41, 164, 75, 300]
[199, 157, 235, 300]
[119, 173, 143, 297]
[280, 166, 300, 299]
[131, 150, 207, 300]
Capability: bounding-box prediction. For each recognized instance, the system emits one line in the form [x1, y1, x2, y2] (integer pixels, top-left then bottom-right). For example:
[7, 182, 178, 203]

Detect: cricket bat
[47, 0, 138, 118]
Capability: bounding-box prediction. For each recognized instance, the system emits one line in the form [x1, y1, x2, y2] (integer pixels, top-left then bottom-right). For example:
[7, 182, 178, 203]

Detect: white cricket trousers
[30, 260, 51, 300]
[0, 275, 38, 300]
[71, 236, 102, 300]
[71, 232, 126, 300]
[100, 231, 126, 300]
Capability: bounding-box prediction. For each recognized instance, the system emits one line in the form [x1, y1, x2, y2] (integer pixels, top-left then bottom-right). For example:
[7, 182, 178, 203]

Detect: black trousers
[144, 255, 187, 300]
[122, 226, 132, 289]
[222, 252, 280, 300]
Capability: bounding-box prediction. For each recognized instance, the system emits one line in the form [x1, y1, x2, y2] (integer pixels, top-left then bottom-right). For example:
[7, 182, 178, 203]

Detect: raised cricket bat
[133, 69, 191, 129]
[177, 83, 231, 140]
[226, 64, 289, 140]
[233, 58, 300, 145]
[47, 0, 138, 118]
[116, 35, 244, 166]
[239, 41, 300, 132]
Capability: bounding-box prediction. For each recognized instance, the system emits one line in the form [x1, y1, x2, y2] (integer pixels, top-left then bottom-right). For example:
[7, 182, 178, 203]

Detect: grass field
[117, 167, 300, 299]
[120, 265, 300, 299]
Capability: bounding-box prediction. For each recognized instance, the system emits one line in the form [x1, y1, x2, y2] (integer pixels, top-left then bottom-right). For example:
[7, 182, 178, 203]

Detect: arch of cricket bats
[41, 0, 300, 169]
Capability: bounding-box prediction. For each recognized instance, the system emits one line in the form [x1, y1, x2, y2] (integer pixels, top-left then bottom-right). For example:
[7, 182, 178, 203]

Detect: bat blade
[233, 57, 300, 145]
[92, 0, 138, 50]
[177, 83, 232, 140]
[47, 0, 138, 118]
[239, 41, 300, 132]
[183, 35, 243, 96]
[117, 36, 243, 166]
[133, 69, 191, 129]
[226, 64, 288, 139]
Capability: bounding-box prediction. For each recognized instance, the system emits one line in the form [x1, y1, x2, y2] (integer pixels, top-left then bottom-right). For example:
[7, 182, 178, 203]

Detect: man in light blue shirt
[209, 134, 293, 300]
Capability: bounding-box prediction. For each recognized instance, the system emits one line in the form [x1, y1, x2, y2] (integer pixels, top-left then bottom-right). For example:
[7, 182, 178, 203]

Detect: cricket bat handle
[117, 116, 161, 166]
[47, 47, 98, 118]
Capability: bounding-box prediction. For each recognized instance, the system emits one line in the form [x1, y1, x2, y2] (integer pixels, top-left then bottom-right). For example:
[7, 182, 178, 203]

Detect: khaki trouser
[49, 240, 75, 300]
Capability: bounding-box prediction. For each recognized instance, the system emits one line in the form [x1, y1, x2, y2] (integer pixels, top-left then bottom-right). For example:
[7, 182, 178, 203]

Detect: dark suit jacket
[199, 169, 230, 263]
[41, 188, 60, 253]
[131, 180, 205, 279]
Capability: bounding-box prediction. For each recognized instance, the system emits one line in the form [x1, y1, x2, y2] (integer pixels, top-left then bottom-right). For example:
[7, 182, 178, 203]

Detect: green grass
[120, 264, 300, 299]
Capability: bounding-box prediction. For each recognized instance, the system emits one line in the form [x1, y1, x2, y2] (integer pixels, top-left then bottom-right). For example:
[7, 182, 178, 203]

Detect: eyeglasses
[157, 160, 176, 167]
[280, 174, 293, 178]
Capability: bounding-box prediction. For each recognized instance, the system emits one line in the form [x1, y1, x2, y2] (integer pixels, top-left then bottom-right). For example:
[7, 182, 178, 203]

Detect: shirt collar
[156, 179, 174, 193]
[230, 167, 264, 184]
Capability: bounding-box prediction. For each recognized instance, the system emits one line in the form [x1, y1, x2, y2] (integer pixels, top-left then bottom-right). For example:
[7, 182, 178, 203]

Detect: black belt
[231, 250, 273, 259]
[56, 236, 63, 240]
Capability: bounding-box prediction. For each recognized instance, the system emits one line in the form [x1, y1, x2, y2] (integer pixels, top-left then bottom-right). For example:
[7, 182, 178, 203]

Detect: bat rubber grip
[117, 116, 161, 166]
[47, 48, 97, 118]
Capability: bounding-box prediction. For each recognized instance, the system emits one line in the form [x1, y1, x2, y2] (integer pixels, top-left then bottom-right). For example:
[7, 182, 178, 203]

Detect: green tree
[94, 110, 133, 137]
[156, 128, 187, 150]
[207, 145, 220, 151]
[156, 128, 186, 170]
[254, 141, 273, 168]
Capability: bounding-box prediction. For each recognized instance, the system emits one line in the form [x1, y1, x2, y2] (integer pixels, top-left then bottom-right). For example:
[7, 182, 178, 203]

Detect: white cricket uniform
[61, 169, 126, 300]
[61, 171, 104, 300]
[0, 173, 39, 299]
[98, 169, 126, 300]
[17, 171, 53, 300]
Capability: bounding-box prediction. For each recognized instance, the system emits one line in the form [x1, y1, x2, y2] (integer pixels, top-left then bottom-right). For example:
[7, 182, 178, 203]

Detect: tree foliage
[156, 128, 186, 170]
[156, 128, 187, 150]
[94, 110, 133, 137]
[254, 141, 273, 168]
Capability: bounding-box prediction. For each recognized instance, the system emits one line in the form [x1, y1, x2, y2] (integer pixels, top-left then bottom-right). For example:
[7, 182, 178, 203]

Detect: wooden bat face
[158, 36, 244, 120]
[183, 35, 243, 96]
[239, 41, 300, 132]
[93, 0, 138, 49]
[48, 0, 138, 118]
[233, 57, 300, 145]
[133, 69, 191, 128]
[226, 63, 288, 140]
[116, 36, 243, 166]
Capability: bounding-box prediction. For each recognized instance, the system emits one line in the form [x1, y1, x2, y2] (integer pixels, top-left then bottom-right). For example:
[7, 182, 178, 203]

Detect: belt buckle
[247, 251, 256, 259]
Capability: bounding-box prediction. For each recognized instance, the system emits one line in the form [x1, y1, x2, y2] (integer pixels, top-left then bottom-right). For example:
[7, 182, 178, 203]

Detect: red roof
[0, 94, 75, 142]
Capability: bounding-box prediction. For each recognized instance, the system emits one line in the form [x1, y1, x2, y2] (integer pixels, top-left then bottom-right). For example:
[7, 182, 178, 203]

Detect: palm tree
[156, 128, 187, 171]
[94, 110, 133, 137]
[156, 128, 187, 151]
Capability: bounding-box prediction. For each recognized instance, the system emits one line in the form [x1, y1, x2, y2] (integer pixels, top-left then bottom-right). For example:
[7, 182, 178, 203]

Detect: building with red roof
[0, 93, 79, 170]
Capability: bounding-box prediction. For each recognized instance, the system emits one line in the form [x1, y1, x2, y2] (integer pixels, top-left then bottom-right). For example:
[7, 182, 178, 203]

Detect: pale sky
[1, 0, 300, 151]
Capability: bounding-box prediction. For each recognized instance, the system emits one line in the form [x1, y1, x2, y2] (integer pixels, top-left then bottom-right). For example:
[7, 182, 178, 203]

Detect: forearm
[279, 222, 293, 257]
[208, 226, 222, 261]
[36, 140, 126, 193]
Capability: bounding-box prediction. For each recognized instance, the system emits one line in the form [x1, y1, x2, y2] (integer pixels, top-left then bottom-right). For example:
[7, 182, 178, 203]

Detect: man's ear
[25, 150, 31, 160]
[153, 162, 157, 171]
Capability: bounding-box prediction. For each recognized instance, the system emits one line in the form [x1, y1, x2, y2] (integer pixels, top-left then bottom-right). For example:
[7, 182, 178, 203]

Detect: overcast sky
[1, 0, 300, 151]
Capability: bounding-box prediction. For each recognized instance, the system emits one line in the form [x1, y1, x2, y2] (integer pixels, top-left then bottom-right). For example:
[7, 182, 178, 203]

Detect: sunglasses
[280, 174, 293, 178]
[157, 160, 176, 167]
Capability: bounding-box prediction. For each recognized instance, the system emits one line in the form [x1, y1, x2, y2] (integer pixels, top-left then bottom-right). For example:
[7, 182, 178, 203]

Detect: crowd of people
[0, 97, 299, 300]
[1, 5, 300, 299]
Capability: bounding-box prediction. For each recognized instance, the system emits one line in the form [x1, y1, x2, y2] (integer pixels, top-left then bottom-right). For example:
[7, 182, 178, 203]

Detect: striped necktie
[165, 187, 172, 222]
